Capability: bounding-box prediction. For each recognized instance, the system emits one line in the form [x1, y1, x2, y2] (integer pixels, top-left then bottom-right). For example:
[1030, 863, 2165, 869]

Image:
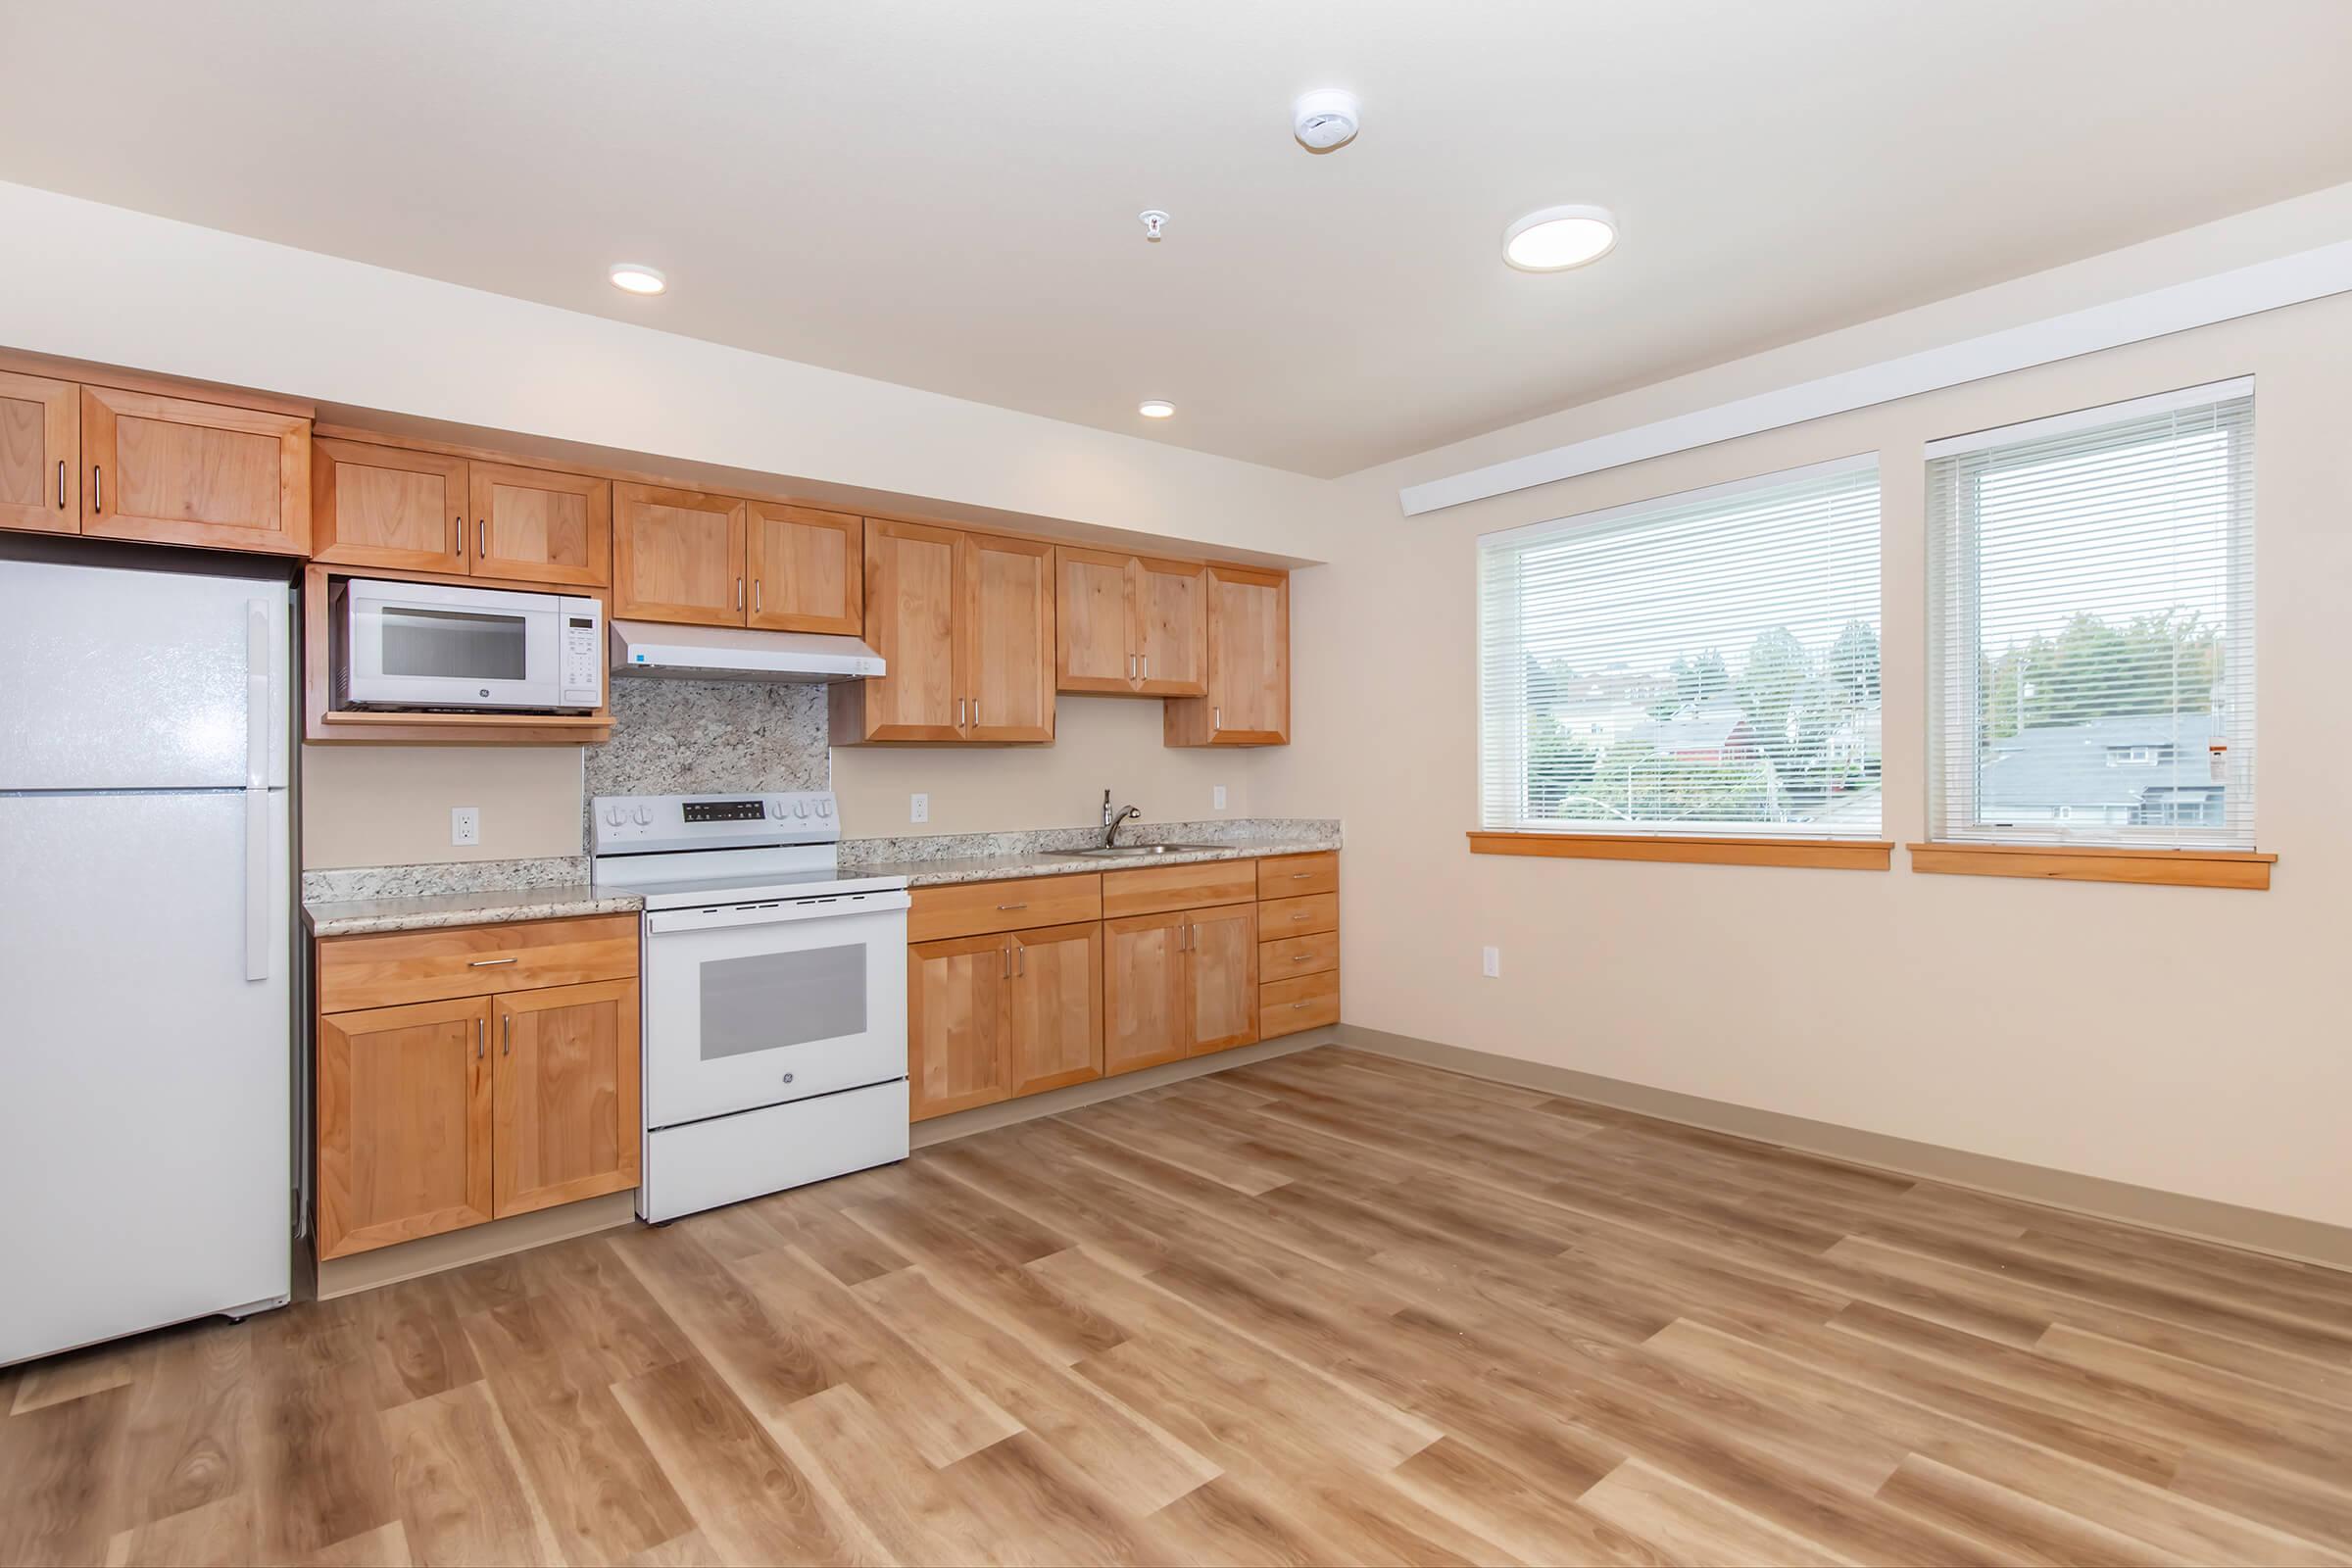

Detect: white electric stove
[592, 790, 910, 1221]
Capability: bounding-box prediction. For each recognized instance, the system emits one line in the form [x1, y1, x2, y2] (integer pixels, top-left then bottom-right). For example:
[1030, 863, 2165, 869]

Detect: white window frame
[1925, 377, 2256, 850]
[1477, 454, 1883, 839]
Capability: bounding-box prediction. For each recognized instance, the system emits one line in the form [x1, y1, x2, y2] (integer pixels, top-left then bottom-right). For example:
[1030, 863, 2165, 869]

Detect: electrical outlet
[1481, 945, 1500, 978]
[1212, 784, 1228, 811]
[451, 807, 480, 847]
[909, 793, 929, 824]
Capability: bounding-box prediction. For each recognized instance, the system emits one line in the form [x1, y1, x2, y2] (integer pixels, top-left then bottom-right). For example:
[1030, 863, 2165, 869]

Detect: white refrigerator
[0, 555, 294, 1366]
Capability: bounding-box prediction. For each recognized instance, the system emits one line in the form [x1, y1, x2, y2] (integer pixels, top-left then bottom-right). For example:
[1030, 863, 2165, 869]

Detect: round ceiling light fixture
[1501, 206, 1618, 272]
[608, 263, 668, 296]
[1137, 399, 1176, 419]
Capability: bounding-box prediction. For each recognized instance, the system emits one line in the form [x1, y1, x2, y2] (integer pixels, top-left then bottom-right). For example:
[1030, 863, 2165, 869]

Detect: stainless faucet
[1102, 789, 1141, 849]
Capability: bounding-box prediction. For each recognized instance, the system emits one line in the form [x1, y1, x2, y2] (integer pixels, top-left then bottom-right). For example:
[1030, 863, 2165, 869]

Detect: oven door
[344, 583, 561, 710]
[642, 891, 910, 1129]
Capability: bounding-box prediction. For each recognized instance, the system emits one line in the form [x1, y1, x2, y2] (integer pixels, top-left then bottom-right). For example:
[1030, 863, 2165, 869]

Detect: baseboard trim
[1337, 1023, 2352, 1273]
[911, 1031, 1335, 1149]
[313, 1190, 640, 1300]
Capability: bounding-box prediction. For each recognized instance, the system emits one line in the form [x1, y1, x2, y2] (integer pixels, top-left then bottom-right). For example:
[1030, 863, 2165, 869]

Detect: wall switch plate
[1482, 946, 1500, 978]
[909, 793, 929, 824]
[1212, 784, 1228, 811]
[451, 807, 480, 847]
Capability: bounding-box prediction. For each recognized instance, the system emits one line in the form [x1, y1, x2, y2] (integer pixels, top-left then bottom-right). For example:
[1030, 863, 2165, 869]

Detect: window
[1478, 457, 1882, 837]
[1927, 380, 2254, 849]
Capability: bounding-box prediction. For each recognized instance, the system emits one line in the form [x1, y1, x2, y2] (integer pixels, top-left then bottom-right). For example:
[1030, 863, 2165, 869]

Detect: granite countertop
[843, 832, 1342, 888]
[305, 883, 644, 938]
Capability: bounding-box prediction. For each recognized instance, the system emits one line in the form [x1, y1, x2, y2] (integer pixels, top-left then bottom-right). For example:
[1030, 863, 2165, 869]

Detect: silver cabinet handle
[957, 698, 966, 728]
[453, 518, 462, 556]
[736, 576, 744, 612]
[477, 519, 487, 558]
[755, 578, 762, 615]
[468, 956, 518, 967]
[1180, 921, 1192, 952]
[1292, 954, 1314, 962]
[1292, 912, 1310, 921]
[997, 902, 1026, 910]
[1212, 706, 1222, 729]
[475, 1017, 484, 1059]
[91, 466, 101, 514]
[57, 460, 66, 510]
[971, 700, 980, 726]
[1015, 944, 1025, 977]
[1141, 654, 1149, 680]
[1292, 1001, 1309, 1009]
[1292, 871, 1312, 879]
[1002, 944, 1012, 979]
[503, 1014, 512, 1055]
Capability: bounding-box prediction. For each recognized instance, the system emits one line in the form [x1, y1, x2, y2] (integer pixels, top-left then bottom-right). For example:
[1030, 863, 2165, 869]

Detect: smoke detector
[1293, 88, 1360, 152]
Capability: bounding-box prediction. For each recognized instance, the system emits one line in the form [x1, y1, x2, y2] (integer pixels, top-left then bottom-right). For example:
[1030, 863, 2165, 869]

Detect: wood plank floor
[9, 1044, 2352, 1566]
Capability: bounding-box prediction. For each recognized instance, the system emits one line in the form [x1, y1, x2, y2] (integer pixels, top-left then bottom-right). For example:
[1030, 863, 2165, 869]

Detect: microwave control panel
[559, 597, 604, 710]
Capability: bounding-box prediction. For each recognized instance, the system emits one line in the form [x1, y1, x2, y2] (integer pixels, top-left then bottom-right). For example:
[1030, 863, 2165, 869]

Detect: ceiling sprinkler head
[1139, 209, 1169, 242]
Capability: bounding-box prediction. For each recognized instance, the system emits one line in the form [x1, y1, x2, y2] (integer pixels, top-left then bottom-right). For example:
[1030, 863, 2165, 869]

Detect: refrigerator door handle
[245, 600, 272, 790]
[243, 787, 270, 982]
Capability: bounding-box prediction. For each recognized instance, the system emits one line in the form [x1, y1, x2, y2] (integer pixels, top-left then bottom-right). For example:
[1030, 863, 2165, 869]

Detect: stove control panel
[593, 791, 838, 854]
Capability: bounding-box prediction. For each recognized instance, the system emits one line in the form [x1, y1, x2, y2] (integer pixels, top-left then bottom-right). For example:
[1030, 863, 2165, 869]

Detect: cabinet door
[1134, 557, 1208, 696]
[909, 933, 1012, 1120]
[317, 997, 493, 1259]
[613, 482, 746, 625]
[1008, 921, 1102, 1097]
[0, 371, 77, 534]
[1184, 904, 1259, 1054]
[469, 463, 611, 587]
[1102, 912, 1187, 1076]
[492, 979, 642, 1217]
[81, 386, 310, 555]
[846, 518, 964, 741]
[1055, 547, 1136, 694]
[1165, 565, 1289, 746]
[963, 531, 1055, 742]
[747, 502, 861, 635]
[311, 439, 466, 571]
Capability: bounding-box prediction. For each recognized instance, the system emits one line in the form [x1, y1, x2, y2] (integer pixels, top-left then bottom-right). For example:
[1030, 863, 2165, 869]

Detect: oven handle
[645, 890, 911, 934]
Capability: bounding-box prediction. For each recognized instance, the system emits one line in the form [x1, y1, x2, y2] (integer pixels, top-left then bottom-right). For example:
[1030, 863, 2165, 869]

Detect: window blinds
[1926, 380, 2255, 848]
[1478, 457, 1882, 836]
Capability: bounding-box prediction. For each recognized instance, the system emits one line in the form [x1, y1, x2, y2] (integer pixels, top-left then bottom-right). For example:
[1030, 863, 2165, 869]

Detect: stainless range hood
[610, 619, 885, 684]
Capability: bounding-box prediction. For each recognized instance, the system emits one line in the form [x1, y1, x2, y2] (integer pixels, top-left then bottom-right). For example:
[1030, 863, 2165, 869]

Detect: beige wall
[302, 746, 583, 868]
[1268, 291, 2352, 1232]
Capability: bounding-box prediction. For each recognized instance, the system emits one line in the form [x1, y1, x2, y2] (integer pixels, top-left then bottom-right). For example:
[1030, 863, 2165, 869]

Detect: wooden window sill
[1467, 831, 1892, 870]
[1907, 842, 2276, 890]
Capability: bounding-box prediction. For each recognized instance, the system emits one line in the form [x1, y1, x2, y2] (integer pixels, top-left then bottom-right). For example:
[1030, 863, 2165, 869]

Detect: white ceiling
[5, 1, 2351, 477]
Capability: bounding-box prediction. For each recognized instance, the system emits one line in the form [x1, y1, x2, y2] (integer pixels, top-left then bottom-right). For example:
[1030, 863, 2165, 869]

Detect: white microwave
[332, 577, 603, 713]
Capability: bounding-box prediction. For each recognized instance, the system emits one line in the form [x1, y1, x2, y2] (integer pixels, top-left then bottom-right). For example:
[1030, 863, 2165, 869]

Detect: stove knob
[632, 805, 653, 825]
[815, 799, 833, 818]
[603, 805, 624, 826]
[792, 801, 809, 818]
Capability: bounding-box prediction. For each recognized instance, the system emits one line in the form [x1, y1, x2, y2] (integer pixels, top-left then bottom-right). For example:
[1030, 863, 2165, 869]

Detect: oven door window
[379, 607, 529, 680]
[699, 942, 868, 1059]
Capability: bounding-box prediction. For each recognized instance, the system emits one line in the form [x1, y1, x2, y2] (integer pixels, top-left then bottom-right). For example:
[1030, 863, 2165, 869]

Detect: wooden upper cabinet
[469, 463, 611, 587]
[964, 532, 1055, 743]
[1008, 922, 1102, 1098]
[0, 371, 77, 535]
[81, 385, 310, 555]
[1102, 911, 1187, 1076]
[317, 996, 494, 1259]
[1185, 904, 1259, 1054]
[311, 439, 466, 571]
[833, 517, 963, 742]
[492, 979, 640, 1218]
[1054, 548, 1206, 698]
[613, 482, 745, 625]
[1166, 564, 1290, 747]
[1134, 557, 1208, 696]
[908, 933, 1013, 1120]
[1055, 547, 1136, 694]
[748, 502, 861, 635]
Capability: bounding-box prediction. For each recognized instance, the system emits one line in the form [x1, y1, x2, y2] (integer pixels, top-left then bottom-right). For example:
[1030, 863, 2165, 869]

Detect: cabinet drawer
[317, 914, 638, 1012]
[1255, 852, 1337, 899]
[1259, 930, 1338, 979]
[908, 874, 1102, 943]
[1102, 858, 1256, 918]
[1257, 891, 1338, 938]
[1260, 969, 1339, 1037]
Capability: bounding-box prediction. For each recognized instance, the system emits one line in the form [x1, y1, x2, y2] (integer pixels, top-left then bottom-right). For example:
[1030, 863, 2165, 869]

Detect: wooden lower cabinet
[1103, 912, 1187, 1075]
[314, 915, 639, 1260]
[1185, 904, 1259, 1054]
[492, 979, 641, 1217]
[317, 996, 495, 1260]
[1010, 923, 1103, 1096]
[910, 923, 1103, 1119]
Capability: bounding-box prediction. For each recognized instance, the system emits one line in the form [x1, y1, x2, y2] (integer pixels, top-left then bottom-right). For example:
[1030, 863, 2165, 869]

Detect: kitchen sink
[1043, 843, 1229, 858]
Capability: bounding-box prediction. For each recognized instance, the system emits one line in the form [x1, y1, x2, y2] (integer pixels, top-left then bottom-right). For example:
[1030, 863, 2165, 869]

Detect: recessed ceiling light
[608, 263, 667, 296]
[1138, 399, 1176, 419]
[1502, 206, 1618, 272]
